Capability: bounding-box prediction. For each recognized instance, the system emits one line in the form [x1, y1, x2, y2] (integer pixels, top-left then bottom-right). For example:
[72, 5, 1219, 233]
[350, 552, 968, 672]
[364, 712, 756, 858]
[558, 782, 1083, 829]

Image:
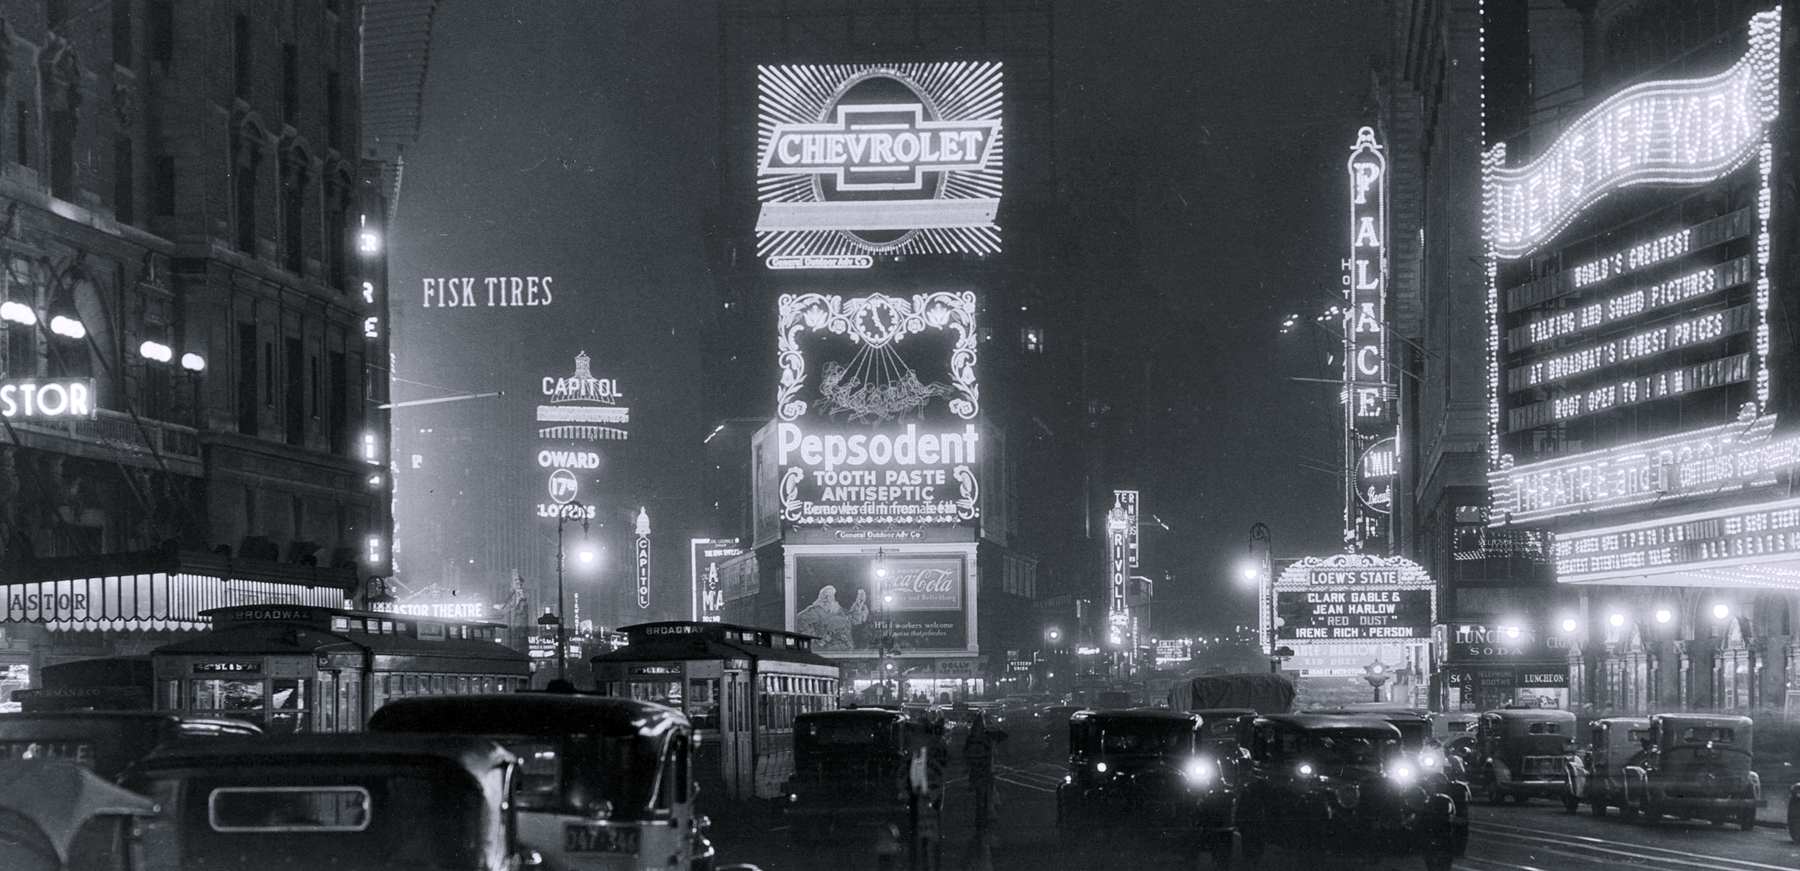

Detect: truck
[1168, 673, 1295, 716]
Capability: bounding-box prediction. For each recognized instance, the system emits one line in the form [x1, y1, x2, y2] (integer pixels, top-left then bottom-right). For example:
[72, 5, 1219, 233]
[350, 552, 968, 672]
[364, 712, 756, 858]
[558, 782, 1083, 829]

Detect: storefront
[1437, 622, 1571, 712]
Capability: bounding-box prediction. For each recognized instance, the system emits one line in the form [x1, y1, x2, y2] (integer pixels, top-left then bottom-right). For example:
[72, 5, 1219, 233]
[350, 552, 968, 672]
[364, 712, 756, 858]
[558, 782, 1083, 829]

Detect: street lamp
[1364, 659, 1391, 703]
[553, 499, 592, 683]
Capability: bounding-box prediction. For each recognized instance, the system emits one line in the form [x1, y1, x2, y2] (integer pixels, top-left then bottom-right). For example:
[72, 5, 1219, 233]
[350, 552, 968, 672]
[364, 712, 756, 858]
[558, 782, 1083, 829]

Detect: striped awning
[0, 550, 357, 632]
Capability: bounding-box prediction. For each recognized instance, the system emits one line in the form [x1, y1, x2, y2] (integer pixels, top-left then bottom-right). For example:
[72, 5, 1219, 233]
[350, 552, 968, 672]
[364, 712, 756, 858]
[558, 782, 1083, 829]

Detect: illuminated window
[1021, 326, 1043, 353]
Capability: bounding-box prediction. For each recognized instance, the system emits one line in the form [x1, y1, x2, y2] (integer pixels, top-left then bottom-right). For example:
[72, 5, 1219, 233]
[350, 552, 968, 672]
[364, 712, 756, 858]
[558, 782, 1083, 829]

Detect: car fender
[1565, 757, 1588, 799]
[1622, 766, 1649, 804]
[1748, 770, 1760, 801]
[1488, 758, 1513, 786]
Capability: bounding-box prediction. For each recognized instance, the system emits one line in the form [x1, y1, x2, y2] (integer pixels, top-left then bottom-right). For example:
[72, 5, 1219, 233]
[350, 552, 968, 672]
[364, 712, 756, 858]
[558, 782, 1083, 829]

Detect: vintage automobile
[368, 691, 716, 871]
[0, 758, 158, 871]
[1560, 716, 1650, 816]
[1233, 714, 1464, 871]
[0, 711, 261, 781]
[1054, 709, 1235, 866]
[778, 708, 936, 842]
[1619, 713, 1764, 829]
[121, 733, 539, 871]
[1310, 708, 1469, 818]
[1037, 704, 1084, 759]
[1471, 708, 1577, 804]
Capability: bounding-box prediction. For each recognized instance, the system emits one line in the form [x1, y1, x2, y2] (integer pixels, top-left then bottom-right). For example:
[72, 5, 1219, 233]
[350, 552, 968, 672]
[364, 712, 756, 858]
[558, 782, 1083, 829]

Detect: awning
[0, 549, 356, 632]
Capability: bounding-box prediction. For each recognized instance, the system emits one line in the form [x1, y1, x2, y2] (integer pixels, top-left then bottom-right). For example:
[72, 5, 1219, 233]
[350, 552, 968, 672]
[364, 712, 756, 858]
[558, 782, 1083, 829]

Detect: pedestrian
[963, 713, 997, 826]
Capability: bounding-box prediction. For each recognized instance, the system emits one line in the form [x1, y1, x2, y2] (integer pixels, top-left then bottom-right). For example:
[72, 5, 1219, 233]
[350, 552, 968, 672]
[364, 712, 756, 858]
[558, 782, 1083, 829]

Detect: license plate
[1523, 756, 1560, 776]
[563, 824, 640, 854]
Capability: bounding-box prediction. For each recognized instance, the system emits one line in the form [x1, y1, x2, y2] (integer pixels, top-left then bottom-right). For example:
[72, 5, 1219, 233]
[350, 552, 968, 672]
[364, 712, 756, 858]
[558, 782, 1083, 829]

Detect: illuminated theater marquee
[1484, 9, 1779, 259]
[756, 63, 1004, 267]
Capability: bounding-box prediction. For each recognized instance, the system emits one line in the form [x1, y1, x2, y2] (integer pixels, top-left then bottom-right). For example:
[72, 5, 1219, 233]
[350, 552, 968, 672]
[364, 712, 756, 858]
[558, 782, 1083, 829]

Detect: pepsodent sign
[776, 422, 979, 471]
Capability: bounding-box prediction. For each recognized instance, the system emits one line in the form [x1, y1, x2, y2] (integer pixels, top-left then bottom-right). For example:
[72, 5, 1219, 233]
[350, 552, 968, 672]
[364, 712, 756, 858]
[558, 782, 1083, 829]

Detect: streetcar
[150, 604, 532, 732]
[590, 621, 841, 802]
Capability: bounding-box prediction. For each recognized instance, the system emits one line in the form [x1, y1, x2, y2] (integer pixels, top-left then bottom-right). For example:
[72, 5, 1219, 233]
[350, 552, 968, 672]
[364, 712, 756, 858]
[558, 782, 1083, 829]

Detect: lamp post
[1364, 659, 1391, 703]
[552, 499, 592, 683]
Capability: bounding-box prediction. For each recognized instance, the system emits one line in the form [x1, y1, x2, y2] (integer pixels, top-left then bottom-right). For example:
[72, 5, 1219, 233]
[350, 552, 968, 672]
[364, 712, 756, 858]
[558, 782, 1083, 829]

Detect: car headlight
[1390, 765, 1415, 785]
[1185, 760, 1213, 784]
[1096, 761, 1108, 774]
[1420, 754, 1441, 769]
[1297, 763, 1314, 777]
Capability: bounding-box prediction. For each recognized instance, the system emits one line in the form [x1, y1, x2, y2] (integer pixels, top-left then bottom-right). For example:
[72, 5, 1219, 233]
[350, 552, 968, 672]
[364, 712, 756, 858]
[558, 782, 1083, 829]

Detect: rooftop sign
[755, 63, 1004, 267]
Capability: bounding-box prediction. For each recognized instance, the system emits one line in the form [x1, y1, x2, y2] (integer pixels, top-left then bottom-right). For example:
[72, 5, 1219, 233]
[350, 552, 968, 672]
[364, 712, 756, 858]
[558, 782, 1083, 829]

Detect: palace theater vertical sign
[1344, 127, 1391, 549]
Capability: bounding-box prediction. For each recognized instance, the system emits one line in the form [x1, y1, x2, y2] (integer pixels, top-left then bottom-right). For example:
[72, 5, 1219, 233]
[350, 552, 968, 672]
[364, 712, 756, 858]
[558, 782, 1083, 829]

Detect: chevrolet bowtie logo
[759, 103, 1001, 192]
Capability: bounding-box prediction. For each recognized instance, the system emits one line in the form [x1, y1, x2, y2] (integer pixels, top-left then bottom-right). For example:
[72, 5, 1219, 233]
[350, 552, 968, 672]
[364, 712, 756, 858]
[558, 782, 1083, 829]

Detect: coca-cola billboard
[792, 553, 968, 653]
[879, 559, 961, 611]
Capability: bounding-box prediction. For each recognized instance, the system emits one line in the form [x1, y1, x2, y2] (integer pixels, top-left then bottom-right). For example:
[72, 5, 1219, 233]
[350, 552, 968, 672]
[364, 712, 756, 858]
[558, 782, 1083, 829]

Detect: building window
[236, 323, 257, 435]
[309, 354, 320, 419]
[149, 0, 173, 68]
[14, 102, 29, 168]
[233, 136, 259, 254]
[153, 155, 174, 214]
[48, 110, 74, 200]
[1021, 326, 1043, 353]
[262, 341, 273, 407]
[282, 43, 298, 126]
[325, 71, 342, 151]
[233, 15, 250, 101]
[281, 159, 306, 273]
[325, 192, 347, 290]
[111, 0, 133, 69]
[285, 336, 303, 445]
[113, 137, 135, 225]
[329, 351, 347, 455]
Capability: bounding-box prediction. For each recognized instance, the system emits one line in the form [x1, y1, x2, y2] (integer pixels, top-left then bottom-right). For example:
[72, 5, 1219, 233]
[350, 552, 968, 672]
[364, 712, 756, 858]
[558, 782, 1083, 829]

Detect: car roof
[1071, 709, 1201, 725]
[1652, 712, 1753, 726]
[1258, 714, 1404, 737]
[798, 709, 907, 722]
[367, 692, 688, 738]
[1481, 707, 1575, 720]
[133, 733, 514, 771]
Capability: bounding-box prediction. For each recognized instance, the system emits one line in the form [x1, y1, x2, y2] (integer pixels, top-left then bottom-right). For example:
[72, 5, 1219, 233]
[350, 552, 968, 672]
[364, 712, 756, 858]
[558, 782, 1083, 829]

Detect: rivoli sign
[755, 63, 1004, 268]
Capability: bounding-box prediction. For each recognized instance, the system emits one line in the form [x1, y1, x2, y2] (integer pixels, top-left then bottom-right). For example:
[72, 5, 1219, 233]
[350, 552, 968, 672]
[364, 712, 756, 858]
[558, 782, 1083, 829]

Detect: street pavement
[706, 755, 1799, 871]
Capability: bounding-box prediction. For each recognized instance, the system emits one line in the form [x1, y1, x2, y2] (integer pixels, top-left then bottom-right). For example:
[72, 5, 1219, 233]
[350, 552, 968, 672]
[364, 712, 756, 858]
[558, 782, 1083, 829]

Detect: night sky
[388, 1, 1387, 637]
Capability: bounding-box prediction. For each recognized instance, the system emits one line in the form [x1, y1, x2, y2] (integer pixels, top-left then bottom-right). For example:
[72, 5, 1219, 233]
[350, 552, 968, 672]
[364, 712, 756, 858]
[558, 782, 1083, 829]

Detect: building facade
[1393, 0, 1799, 717]
[0, 0, 415, 690]
[703, 0, 1171, 701]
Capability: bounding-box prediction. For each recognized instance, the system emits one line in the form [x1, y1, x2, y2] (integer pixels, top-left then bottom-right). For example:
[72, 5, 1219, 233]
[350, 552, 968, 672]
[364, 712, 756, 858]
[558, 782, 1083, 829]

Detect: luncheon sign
[755, 63, 1005, 268]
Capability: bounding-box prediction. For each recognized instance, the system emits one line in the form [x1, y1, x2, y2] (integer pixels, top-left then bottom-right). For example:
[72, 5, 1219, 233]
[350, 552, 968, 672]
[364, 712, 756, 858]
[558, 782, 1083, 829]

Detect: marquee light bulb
[181, 352, 206, 372]
[1713, 603, 1730, 619]
[139, 341, 173, 363]
[0, 301, 36, 325]
[1561, 618, 1577, 633]
[1609, 613, 1625, 628]
[1655, 608, 1672, 624]
[50, 315, 85, 339]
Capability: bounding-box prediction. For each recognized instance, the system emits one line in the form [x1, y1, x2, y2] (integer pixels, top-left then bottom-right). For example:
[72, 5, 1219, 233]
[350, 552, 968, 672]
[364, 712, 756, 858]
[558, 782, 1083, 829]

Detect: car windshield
[1287, 732, 1392, 766]
[802, 718, 885, 746]
[1102, 725, 1192, 755]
